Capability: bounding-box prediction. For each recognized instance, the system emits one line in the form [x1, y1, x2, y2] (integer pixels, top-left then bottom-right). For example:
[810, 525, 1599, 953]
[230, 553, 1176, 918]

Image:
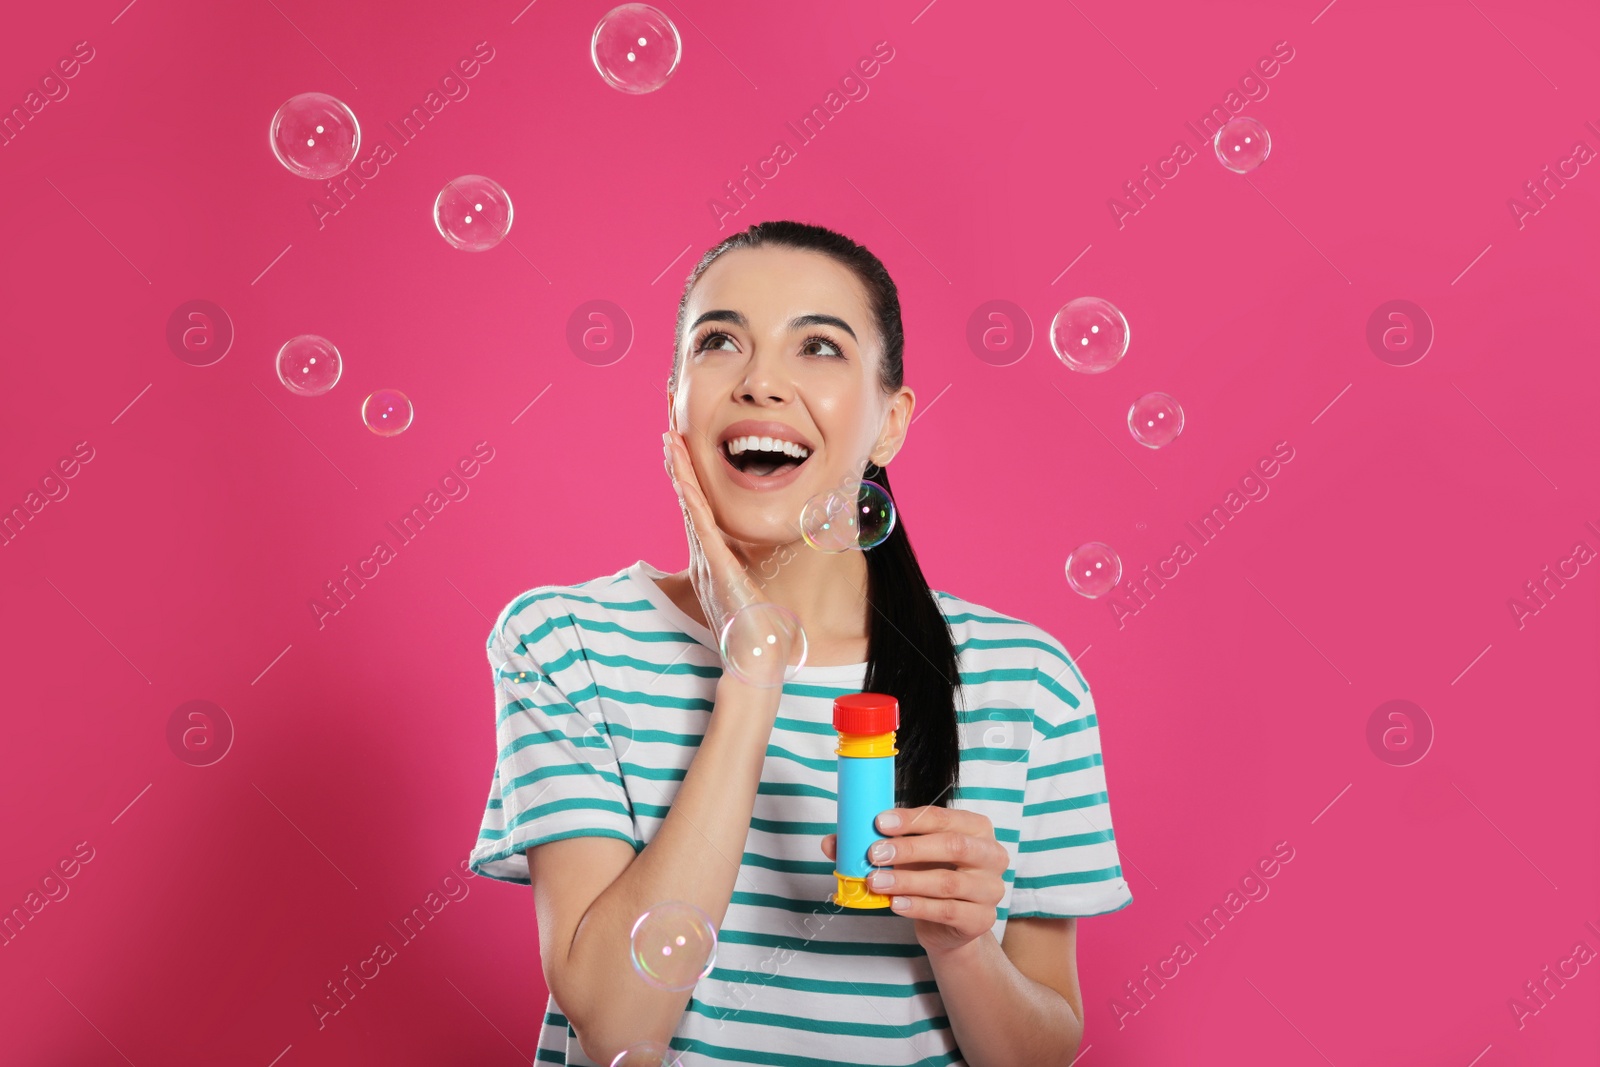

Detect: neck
[730, 538, 871, 645]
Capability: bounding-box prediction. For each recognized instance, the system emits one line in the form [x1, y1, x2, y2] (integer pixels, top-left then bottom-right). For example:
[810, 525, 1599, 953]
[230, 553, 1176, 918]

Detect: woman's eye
[696, 332, 735, 353]
[801, 335, 843, 358]
[695, 332, 842, 357]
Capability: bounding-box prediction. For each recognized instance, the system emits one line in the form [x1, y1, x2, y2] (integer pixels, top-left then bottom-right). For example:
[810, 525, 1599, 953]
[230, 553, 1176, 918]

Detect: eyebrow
[689, 309, 858, 342]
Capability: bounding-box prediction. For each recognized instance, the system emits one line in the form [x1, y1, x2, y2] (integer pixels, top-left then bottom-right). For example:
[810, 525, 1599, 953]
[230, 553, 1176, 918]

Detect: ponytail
[860, 460, 961, 810]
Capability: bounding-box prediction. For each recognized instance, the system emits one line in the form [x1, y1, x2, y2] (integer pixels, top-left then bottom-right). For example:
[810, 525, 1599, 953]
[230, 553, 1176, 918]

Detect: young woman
[468, 220, 1133, 1066]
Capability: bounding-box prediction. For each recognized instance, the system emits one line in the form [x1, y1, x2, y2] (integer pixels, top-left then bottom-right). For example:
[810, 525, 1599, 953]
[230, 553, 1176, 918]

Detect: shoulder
[487, 565, 637, 657]
[931, 588, 1090, 699]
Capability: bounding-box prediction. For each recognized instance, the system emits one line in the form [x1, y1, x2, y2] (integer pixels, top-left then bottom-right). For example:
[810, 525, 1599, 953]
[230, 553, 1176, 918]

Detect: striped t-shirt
[468, 559, 1133, 1067]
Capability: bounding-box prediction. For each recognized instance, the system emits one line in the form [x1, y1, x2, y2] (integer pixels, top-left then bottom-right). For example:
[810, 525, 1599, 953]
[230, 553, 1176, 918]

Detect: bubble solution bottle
[832, 692, 899, 909]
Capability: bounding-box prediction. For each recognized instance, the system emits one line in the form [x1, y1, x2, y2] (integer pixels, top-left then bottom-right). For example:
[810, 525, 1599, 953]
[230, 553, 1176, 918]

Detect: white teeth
[725, 434, 811, 459]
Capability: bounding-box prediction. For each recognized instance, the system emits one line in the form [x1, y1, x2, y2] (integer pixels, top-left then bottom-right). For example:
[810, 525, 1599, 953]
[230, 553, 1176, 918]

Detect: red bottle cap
[834, 692, 899, 735]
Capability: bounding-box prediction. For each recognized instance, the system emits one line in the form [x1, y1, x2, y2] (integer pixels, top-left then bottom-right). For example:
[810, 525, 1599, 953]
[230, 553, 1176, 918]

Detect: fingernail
[869, 842, 893, 863]
[891, 896, 910, 910]
[870, 870, 895, 889]
[878, 812, 900, 830]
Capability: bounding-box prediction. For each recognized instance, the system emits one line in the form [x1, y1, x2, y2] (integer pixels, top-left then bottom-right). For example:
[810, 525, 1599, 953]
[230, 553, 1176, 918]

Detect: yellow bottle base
[834, 872, 893, 909]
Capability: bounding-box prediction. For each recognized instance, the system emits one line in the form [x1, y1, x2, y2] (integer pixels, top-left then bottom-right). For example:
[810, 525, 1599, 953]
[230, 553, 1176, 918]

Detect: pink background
[2, 0, 1597, 1063]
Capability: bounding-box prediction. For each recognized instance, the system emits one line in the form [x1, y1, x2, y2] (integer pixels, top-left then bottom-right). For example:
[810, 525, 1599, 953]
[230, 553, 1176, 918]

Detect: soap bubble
[592, 4, 682, 94]
[434, 175, 514, 251]
[1213, 116, 1270, 173]
[275, 335, 343, 396]
[362, 389, 413, 436]
[799, 489, 854, 553]
[718, 602, 807, 689]
[1127, 392, 1185, 449]
[1050, 297, 1129, 374]
[611, 1044, 684, 1067]
[1065, 542, 1122, 599]
[270, 93, 360, 180]
[629, 900, 717, 991]
[800, 479, 896, 553]
[494, 651, 546, 702]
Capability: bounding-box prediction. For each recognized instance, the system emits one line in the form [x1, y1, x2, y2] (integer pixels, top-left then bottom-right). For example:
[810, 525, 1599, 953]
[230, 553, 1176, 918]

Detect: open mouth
[721, 435, 813, 480]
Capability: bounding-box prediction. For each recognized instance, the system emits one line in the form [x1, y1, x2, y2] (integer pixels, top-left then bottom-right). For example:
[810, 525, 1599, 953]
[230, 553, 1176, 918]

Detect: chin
[706, 441, 820, 533]
[709, 497, 808, 547]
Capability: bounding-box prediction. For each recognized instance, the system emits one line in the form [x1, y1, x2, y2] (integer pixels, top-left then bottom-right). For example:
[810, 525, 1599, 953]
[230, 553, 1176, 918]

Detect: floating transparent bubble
[1050, 297, 1129, 374]
[1127, 392, 1184, 449]
[494, 651, 546, 703]
[1213, 116, 1270, 173]
[1065, 542, 1122, 599]
[275, 335, 343, 397]
[591, 4, 682, 94]
[629, 900, 718, 991]
[718, 602, 807, 689]
[434, 175, 514, 251]
[852, 481, 895, 549]
[270, 93, 360, 180]
[799, 479, 896, 553]
[800, 489, 855, 553]
[610, 1044, 684, 1067]
[362, 388, 413, 436]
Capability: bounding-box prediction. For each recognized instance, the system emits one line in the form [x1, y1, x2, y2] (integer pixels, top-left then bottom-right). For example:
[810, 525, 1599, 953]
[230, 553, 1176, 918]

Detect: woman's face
[669, 244, 914, 546]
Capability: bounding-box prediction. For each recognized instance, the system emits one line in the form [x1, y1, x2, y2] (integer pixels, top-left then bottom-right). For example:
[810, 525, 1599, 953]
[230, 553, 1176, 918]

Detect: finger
[668, 433, 716, 531]
[669, 433, 748, 587]
[877, 806, 990, 840]
[668, 429, 713, 501]
[877, 806, 948, 836]
[664, 437, 697, 528]
[678, 474, 721, 542]
[882, 891, 990, 932]
[820, 834, 836, 860]
[870, 830, 1006, 872]
[665, 431, 695, 501]
[666, 433, 710, 553]
[868, 865, 1006, 908]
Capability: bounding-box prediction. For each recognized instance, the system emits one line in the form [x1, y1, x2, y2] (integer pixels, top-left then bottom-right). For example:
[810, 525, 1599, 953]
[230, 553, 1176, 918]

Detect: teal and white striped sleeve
[468, 594, 638, 885]
[1009, 638, 1134, 919]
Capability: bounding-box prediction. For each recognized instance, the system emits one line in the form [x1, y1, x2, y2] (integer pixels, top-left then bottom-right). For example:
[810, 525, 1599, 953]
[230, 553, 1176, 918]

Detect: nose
[736, 346, 793, 404]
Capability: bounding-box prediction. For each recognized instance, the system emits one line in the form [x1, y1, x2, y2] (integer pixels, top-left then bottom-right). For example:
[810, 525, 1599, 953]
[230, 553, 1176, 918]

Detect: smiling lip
[714, 419, 815, 492]
[716, 437, 813, 492]
[716, 420, 815, 450]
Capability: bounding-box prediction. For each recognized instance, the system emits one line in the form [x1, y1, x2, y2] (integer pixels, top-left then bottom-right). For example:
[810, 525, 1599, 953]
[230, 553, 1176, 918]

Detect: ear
[868, 385, 916, 467]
